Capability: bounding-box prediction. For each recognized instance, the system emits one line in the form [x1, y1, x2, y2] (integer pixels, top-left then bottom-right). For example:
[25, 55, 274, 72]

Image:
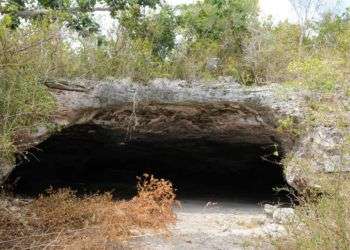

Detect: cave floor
[128, 197, 285, 250]
[127, 182, 290, 249]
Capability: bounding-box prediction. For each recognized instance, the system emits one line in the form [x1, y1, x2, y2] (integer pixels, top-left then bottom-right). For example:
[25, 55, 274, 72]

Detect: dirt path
[129, 197, 285, 249]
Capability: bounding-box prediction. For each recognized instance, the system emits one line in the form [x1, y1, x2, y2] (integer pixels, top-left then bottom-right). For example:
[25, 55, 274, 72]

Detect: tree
[289, 0, 327, 49]
[178, 0, 258, 57]
[147, 6, 177, 59]
[0, 0, 161, 35]
[120, 4, 177, 59]
[178, 0, 258, 42]
[315, 8, 350, 53]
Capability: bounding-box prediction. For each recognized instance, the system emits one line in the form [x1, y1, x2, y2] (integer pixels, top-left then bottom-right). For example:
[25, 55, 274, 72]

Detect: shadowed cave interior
[8, 124, 291, 205]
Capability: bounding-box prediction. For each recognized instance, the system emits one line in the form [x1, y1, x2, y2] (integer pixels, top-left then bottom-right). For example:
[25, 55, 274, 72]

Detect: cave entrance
[8, 124, 291, 208]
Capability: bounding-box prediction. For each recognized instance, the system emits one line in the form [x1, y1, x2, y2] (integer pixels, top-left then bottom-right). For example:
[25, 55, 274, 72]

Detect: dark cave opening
[7, 124, 291, 205]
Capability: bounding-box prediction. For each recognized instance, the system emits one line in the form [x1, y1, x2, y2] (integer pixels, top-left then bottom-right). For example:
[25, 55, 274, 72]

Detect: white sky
[259, 0, 350, 22]
[259, 0, 298, 22]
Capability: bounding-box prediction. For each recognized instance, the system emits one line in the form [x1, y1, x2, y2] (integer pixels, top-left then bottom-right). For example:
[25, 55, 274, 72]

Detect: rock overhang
[1, 78, 314, 191]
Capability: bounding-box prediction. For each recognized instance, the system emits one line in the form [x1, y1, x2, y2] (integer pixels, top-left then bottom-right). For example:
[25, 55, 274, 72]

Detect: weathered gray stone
[272, 208, 295, 224]
[264, 204, 278, 215]
[0, 160, 13, 185]
[206, 57, 220, 71]
[264, 204, 296, 224]
[299, 126, 349, 172]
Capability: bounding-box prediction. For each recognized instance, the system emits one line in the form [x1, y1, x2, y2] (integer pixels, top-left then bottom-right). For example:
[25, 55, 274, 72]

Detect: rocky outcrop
[1, 77, 346, 191]
[15, 78, 303, 151]
[264, 204, 296, 224]
[0, 160, 13, 186]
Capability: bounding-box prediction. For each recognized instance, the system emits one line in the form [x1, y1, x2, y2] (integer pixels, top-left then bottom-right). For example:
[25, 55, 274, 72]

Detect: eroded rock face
[1, 78, 345, 191]
[15, 78, 302, 151]
[296, 126, 349, 172]
[0, 160, 12, 185]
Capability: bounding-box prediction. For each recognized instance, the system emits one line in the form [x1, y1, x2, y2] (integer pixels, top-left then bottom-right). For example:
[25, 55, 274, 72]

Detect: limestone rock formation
[0, 78, 346, 191]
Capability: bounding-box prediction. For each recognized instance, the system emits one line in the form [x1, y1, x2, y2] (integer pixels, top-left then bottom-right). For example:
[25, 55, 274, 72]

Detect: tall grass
[273, 175, 350, 249]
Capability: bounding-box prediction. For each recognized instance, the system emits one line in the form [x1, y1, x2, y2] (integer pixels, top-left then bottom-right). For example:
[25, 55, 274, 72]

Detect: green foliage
[0, 0, 161, 36]
[149, 6, 177, 59]
[38, 0, 72, 9]
[288, 57, 340, 92]
[127, 38, 162, 82]
[277, 116, 300, 136]
[169, 38, 221, 80]
[68, 12, 100, 36]
[313, 10, 350, 59]
[105, 0, 159, 15]
[240, 21, 300, 84]
[179, 0, 258, 42]
[0, 22, 71, 162]
[168, 0, 259, 80]
[120, 5, 176, 59]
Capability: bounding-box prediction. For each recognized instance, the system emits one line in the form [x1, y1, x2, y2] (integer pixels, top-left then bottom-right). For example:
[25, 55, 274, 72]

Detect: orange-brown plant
[0, 174, 176, 249]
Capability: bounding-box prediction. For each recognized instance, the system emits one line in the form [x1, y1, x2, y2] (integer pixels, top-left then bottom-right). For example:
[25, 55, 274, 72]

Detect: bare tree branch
[289, 0, 326, 49]
[10, 7, 112, 18]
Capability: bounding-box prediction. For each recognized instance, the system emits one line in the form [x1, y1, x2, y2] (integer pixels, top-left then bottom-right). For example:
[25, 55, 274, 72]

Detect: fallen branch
[42, 79, 89, 92]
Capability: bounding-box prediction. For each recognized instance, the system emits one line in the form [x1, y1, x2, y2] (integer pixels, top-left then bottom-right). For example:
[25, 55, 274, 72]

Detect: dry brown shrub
[0, 199, 31, 242]
[0, 174, 176, 249]
[123, 173, 177, 229]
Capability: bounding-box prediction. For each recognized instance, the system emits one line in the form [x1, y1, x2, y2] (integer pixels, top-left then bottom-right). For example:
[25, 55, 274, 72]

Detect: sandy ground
[128, 197, 285, 250]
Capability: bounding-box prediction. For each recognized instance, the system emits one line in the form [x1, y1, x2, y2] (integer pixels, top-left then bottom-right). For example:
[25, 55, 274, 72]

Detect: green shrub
[277, 116, 300, 136]
[0, 22, 60, 162]
[240, 21, 300, 85]
[288, 57, 341, 92]
[169, 38, 221, 80]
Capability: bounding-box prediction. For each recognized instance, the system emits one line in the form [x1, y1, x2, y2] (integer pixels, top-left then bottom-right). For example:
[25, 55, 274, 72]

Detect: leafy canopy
[178, 0, 258, 41]
[0, 0, 161, 35]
